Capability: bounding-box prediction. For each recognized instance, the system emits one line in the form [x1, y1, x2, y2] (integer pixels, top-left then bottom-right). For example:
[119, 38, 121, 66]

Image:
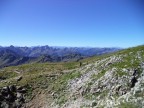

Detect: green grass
[116, 70, 128, 77]
[0, 61, 82, 104]
[91, 69, 107, 81]
[0, 71, 18, 79]
[118, 101, 142, 108]
[49, 70, 81, 105]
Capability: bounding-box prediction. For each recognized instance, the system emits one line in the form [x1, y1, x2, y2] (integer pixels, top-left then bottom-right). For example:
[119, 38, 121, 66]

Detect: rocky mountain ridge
[0, 45, 120, 57]
[0, 46, 120, 68]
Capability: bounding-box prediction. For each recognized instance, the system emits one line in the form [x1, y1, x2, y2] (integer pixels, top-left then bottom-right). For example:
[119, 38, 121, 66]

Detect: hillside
[0, 45, 144, 108]
[0, 49, 35, 68]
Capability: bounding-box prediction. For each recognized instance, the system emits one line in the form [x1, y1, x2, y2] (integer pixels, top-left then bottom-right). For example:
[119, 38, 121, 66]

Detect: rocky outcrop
[57, 48, 144, 108]
[0, 85, 26, 108]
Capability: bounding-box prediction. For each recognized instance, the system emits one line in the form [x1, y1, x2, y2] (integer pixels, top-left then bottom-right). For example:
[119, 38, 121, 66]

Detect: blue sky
[0, 0, 144, 48]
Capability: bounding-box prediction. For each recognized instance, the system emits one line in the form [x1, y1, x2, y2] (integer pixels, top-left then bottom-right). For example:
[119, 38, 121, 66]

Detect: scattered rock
[0, 85, 26, 108]
[90, 88, 101, 94]
[115, 85, 121, 91]
[17, 86, 23, 90]
[91, 100, 97, 107]
[79, 87, 87, 96]
[133, 69, 138, 76]
[16, 76, 23, 82]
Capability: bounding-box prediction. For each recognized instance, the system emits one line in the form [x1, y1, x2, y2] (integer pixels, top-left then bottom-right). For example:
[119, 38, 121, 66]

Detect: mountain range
[0, 45, 120, 68]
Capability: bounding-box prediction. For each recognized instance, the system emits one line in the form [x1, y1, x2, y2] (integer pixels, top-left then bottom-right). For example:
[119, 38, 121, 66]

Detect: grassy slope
[0, 45, 144, 107]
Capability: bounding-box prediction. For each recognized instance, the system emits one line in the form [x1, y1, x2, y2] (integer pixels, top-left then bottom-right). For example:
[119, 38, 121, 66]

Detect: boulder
[0, 101, 9, 108]
[16, 76, 23, 82]
[17, 92, 25, 102]
[5, 94, 15, 102]
[133, 69, 138, 76]
[9, 85, 16, 92]
[1, 89, 8, 97]
[90, 88, 101, 94]
[17, 88, 26, 93]
[0, 95, 4, 101]
[17, 86, 23, 90]
[15, 100, 22, 108]
[131, 76, 137, 88]
[91, 100, 97, 107]
[115, 85, 121, 91]
[79, 87, 87, 96]
[17, 92, 22, 99]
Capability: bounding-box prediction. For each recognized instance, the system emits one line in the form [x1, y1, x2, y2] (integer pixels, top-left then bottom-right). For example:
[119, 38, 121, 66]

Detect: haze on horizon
[0, 0, 144, 48]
